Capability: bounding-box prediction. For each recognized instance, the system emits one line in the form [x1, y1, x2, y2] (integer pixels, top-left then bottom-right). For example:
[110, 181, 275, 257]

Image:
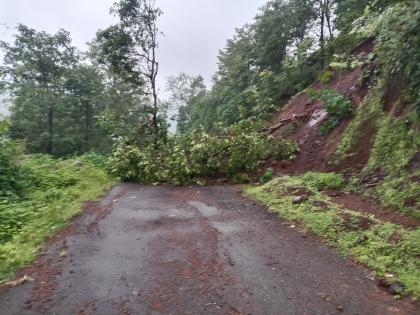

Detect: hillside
[248, 36, 420, 297]
[260, 35, 419, 217]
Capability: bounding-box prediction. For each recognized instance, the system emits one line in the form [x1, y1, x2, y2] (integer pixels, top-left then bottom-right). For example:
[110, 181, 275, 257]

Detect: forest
[0, 0, 420, 306]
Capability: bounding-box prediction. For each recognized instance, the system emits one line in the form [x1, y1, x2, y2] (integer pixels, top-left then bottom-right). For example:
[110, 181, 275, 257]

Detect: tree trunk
[319, 0, 326, 69]
[150, 39, 159, 143]
[84, 102, 91, 152]
[325, 0, 333, 39]
[152, 85, 158, 140]
[47, 106, 53, 155]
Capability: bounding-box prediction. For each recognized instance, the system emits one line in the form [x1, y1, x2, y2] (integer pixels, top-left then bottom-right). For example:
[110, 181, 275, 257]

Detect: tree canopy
[0, 0, 417, 153]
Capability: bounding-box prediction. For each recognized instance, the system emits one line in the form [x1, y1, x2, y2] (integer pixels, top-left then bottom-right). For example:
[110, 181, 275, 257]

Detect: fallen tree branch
[259, 113, 309, 134]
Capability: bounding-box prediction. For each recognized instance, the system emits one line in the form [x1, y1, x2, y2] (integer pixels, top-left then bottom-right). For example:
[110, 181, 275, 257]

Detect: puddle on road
[188, 201, 219, 217]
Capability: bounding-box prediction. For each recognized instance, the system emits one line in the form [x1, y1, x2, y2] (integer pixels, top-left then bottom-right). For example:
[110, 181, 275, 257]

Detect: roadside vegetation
[0, 119, 115, 281]
[245, 173, 420, 298]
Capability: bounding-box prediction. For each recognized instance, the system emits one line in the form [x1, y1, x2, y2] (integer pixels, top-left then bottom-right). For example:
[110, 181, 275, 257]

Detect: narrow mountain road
[0, 184, 417, 315]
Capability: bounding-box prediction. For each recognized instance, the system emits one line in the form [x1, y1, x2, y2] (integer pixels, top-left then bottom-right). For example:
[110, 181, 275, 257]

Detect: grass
[244, 173, 420, 298]
[301, 171, 345, 190]
[333, 85, 420, 218]
[362, 113, 420, 218]
[0, 154, 116, 282]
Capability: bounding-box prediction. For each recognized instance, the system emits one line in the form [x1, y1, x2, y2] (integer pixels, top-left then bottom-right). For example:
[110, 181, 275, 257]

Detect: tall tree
[191, 1, 317, 129]
[63, 64, 108, 153]
[0, 25, 77, 154]
[254, 0, 314, 71]
[333, 0, 389, 33]
[95, 0, 163, 141]
[312, 0, 335, 66]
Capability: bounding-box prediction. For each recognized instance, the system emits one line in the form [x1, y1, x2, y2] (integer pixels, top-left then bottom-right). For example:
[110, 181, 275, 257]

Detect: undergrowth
[301, 172, 345, 190]
[355, 1, 420, 114]
[317, 69, 334, 84]
[333, 82, 420, 218]
[0, 154, 116, 282]
[329, 53, 367, 72]
[307, 88, 353, 134]
[333, 91, 382, 162]
[245, 173, 420, 298]
[363, 112, 420, 218]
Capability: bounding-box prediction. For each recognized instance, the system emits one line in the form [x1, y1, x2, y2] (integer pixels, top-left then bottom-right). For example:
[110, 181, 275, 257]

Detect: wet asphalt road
[0, 183, 418, 315]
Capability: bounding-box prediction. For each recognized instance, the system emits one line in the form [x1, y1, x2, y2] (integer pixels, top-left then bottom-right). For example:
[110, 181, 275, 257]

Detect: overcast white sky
[0, 0, 267, 115]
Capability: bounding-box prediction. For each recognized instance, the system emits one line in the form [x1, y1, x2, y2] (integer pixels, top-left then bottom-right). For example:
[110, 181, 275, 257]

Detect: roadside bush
[307, 88, 353, 134]
[301, 172, 345, 190]
[272, 139, 300, 161]
[259, 168, 274, 184]
[0, 142, 24, 199]
[108, 120, 298, 184]
[232, 173, 251, 184]
[106, 145, 141, 182]
[0, 118, 26, 200]
[0, 154, 115, 280]
[80, 152, 109, 169]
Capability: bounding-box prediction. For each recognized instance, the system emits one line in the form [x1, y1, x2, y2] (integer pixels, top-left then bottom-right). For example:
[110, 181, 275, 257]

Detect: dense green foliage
[0, 0, 166, 156]
[0, 118, 25, 199]
[365, 113, 420, 218]
[0, 115, 115, 281]
[178, 0, 393, 132]
[108, 120, 298, 185]
[355, 1, 420, 113]
[0, 151, 115, 281]
[0, 26, 122, 156]
[1, 25, 76, 155]
[246, 174, 420, 298]
[307, 88, 353, 134]
[301, 171, 345, 190]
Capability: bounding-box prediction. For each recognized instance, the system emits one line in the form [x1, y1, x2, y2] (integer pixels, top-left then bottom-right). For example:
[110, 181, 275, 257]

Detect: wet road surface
[0, 183, 418, 315]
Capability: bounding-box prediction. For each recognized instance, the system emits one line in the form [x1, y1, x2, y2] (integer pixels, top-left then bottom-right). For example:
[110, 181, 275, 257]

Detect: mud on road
[0, 184, 418, 315]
